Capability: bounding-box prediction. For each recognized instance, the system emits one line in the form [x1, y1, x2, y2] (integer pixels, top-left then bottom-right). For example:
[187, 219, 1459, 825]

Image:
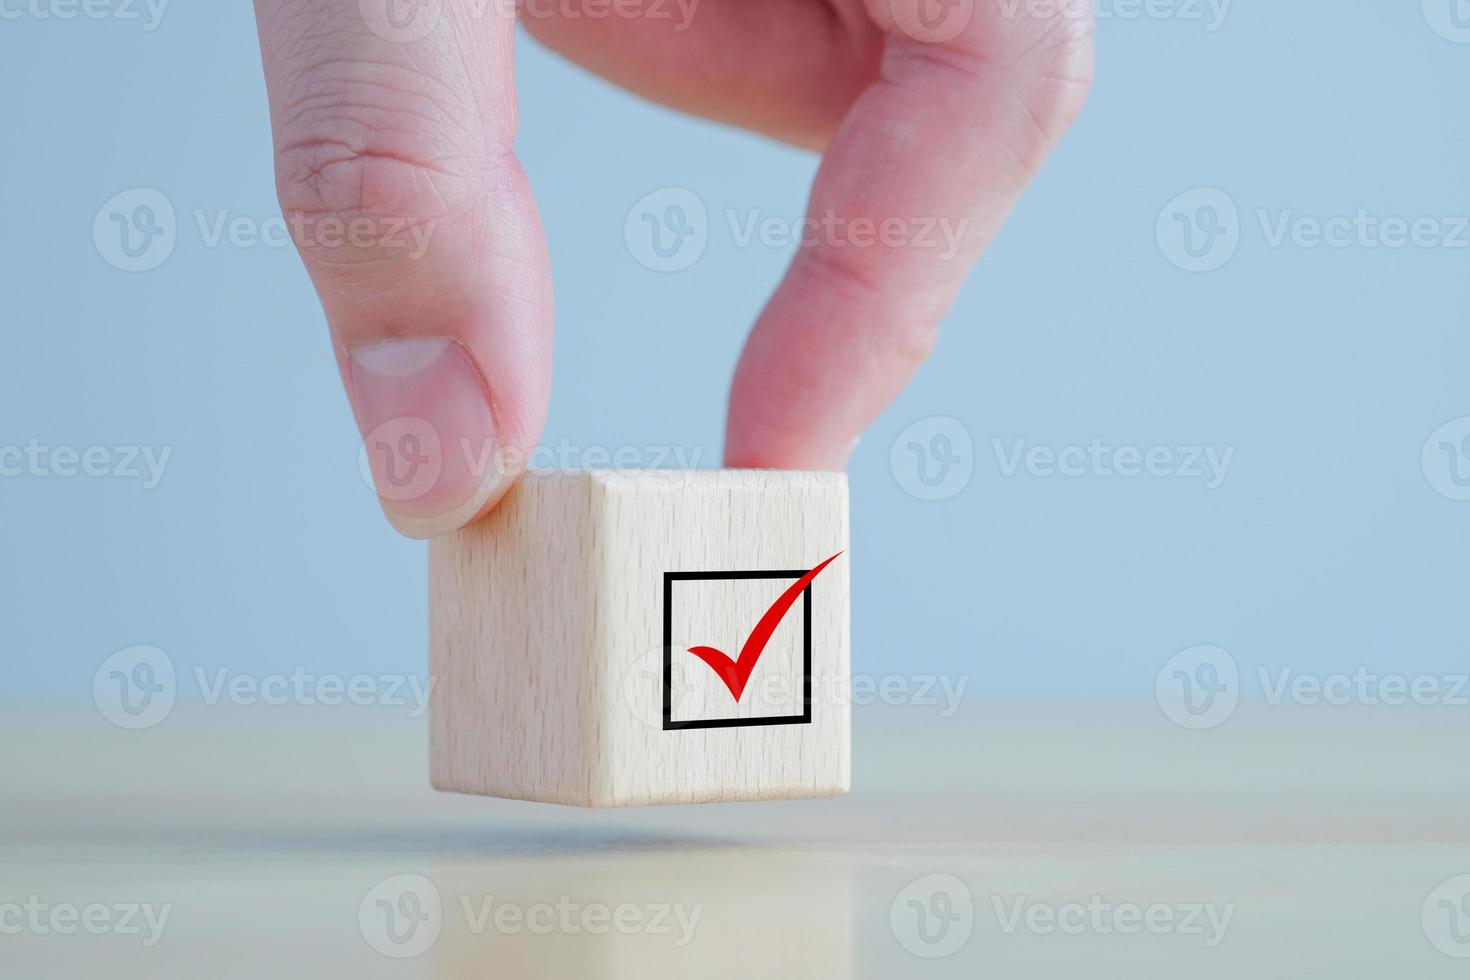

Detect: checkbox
[662, 569, 817, 730]
[430, 470, 850, 806]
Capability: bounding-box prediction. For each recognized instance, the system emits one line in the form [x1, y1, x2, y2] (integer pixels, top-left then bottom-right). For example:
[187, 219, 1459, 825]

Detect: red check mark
[685, 552, 844, 702]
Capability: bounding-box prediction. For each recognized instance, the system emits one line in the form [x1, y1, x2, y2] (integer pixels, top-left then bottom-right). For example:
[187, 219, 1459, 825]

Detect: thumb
[252, 0, 552, 538]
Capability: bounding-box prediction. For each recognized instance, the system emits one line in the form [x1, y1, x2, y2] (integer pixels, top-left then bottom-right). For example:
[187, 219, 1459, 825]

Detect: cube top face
[430, 470, 850, 807]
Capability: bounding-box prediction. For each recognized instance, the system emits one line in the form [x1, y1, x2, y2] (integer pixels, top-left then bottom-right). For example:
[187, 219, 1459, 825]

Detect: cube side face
[590, 470, 851, 806]
[429, 474, 603, 805]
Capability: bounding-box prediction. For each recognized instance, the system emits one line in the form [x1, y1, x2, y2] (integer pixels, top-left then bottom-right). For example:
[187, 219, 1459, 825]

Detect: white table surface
[4, 702, 1469, 978]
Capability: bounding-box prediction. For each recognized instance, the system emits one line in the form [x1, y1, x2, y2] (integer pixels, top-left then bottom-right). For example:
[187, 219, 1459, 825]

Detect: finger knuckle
[800, 247, 943, 372]
[894, 317, 943, 372]
[270, 67, 481, 239]
[988, 5, 1096, 135]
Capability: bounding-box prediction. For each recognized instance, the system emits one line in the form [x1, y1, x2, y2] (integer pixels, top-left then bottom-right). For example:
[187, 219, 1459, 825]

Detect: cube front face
[430, 470, 850, 807]
[595, 471, 850, 805]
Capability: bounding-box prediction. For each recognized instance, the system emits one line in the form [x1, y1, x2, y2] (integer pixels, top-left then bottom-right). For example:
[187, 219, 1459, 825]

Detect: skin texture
[252, 0, 1094, 537]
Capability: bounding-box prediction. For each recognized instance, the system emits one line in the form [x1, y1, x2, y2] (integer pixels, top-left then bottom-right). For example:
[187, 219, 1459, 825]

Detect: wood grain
[430, 470, 851, 807]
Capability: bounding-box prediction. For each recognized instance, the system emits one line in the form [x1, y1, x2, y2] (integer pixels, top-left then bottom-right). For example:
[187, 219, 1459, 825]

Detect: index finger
[724, 2, 1093, 469]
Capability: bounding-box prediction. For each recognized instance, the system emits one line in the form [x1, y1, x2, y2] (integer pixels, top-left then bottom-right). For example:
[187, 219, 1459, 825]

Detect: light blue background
[3, 1, 1468, 705]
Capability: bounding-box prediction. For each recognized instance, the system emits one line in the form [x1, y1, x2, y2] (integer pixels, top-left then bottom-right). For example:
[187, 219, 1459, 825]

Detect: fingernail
[349, 337, 501, 538]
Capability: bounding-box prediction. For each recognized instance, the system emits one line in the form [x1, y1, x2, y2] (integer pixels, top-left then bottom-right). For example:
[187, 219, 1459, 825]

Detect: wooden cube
[429, 470, 851, 807]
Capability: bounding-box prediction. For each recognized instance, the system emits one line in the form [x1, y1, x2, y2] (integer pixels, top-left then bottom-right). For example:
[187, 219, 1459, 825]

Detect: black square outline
[662, 568, 814, 731]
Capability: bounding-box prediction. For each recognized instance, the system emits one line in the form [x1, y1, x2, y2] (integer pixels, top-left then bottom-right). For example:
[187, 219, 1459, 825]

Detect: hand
[252, 0, 1093, 537]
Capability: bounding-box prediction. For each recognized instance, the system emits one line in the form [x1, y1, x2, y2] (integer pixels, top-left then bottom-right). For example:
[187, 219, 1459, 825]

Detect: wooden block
[429, 469, 851, 807]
